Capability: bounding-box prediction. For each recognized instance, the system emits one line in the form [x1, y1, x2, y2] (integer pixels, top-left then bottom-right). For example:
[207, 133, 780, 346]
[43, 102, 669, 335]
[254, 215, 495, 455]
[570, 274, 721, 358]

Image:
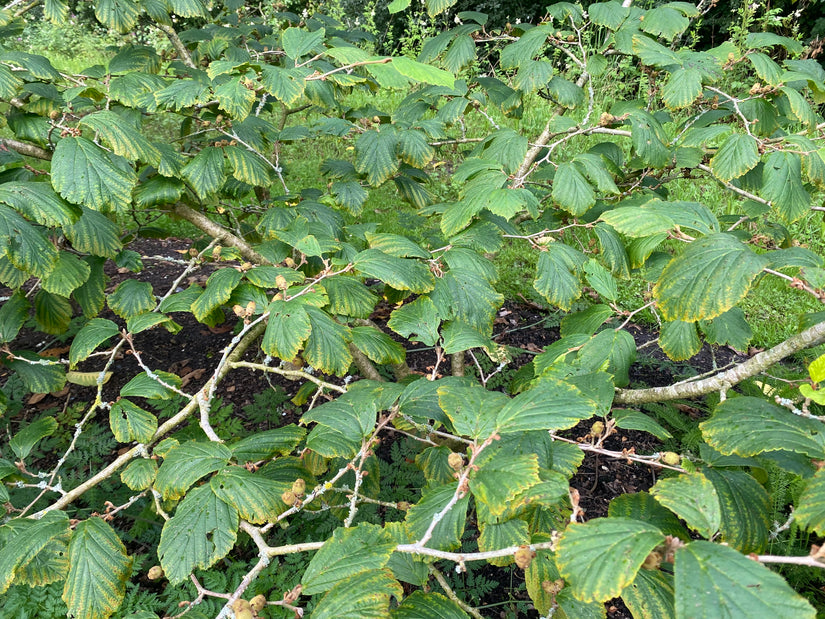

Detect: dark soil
[1, 237, 755, 618]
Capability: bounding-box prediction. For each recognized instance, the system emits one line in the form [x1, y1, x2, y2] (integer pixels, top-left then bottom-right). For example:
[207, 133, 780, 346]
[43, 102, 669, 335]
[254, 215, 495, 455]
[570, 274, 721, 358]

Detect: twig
[429, 564, 484, 619]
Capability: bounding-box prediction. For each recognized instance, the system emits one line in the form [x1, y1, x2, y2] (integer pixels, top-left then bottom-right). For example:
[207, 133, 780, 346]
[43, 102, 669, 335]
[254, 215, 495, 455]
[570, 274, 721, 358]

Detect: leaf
[109, 399, 158, 443]
[612, 410, 672, 441]
[762, 150, 810, 222]
[438, 383, 506, 438]
[0, 511, 70, 595]
[121, 459, 157, 491]
[702, 467, 769, 553]
[366, 232, 430, 259]
[108, 279, 155, 319]
[65, 208, 122, 259]
[795, 468, 825, 535]
[41, 252, 91, 297]
[190, 268, 241, 322]
[215, 78, 256, 121]
[674, 541, 815, 618]
[211, 467, 289, 524]
[68, 318, 119, 367]
[311, 568, 402, 619]
[355, 129, 399, 186]
[388, 296, 441, 346]
[282, 26, 325, 59]
[659, 320, 701, 361]
[63, 519, 132, 619]
[608, 492, 688, 540]
[262, 300, 311, 361]
[10, 416, 58, 460]
[621, 569, 675, 619]
[599, 206, 675, 237]
[654, 233, 768, 322]
[302, 523, 396, 595]
[496, 377, 598, 433]
[303, 306, 352, 376]
[641, 6, 689, 40]
[182, 147, 226, 200]
[576, 329, 636, 387]
[556, 518, 664, 602]
[0, 181, 80, 227]
[154, 441, 232, 500]
[392, 591, 469, 618]
[651, 471, 721, 538]
[701, 397, 825, 459]
[95, 0, 139, 32]
[0, 206, 57, 278]
[0, 291, 29, 343]
[810, 353, 825, 384]
[6, 353, 66, 393]
[553, 162, 595, 216]
[533, 246, 585, 311]
[120, 370, 182, 400]
[405, 483, 470, 551]
[477, 518, 529, 566]
[225, 145, 271, 187]
[230, 426, 305, 462]
[662, 68, 702, 108]
[351, 326, 406, 365]
[260, 66, 306, 105]
[700, 307, 752, 350]
[157, 485, 238, 585]
[51, 137, 136, 211]
[354, 249, 434, 293]
[470, 454, 540, 517]
[79, 111, 160, 164]
[710, 133, 760, 182]
[392, 56, 455, 88]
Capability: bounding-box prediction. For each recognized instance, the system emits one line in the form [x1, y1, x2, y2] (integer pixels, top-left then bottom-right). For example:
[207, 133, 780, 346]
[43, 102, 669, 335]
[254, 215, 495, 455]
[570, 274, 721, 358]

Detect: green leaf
[157, 484, 239, 585]
[69, 318, 119, 367]
[229, 426, 306, 462]
[622, 569, 675, 619]
[747, 52, 782, 86]
[321, 275, 378, 318]
[438, 383, 506, 438]
[392, 56, 455, 88]
[303, 306, 352, 376]
[557, 518, 664, 602]
[533, 245, 585, 311]
[0, 206, 57, 277]
[0, 516, 69, 588]
[584, 259, 617, 301]
[674, 541, 815, 618]
[599, 206, 675, 237]
[182, 147, 226, 200]
[109, 399, 157, 443]
[108, 279, 155, 319]
[702, 396, 825, 459]
[392, 591, 469, 618]
[80, 111, 160, 164]
[388, 296, 441, 346]
[10, 416, 58, 460]
[746, 32, 804, 54]
[810, 353, 825, 383]
[351, 326, 406, 365]
[260, 66, 306, 105]
[0, 291, 29, 343]
[654, 233, 768, 322]
[560, 304, 612, 337]
[95, 0, 139, 31]
[0, 64, 23, 99]
[302, 523, 396, 595]
[795, 468, 825, 535]
[190, 268, 241, 322]
[312, 568, 402, 619]
[762, 150, 810, 222]
[355, 129, 399, 186]
[608, 492, 688, 540]
[0, 181, 80, 227]
[262, 300, 311, 361]
[710, 133, 760, 182]
[65, 208, 122, 259]
[651, 471, 721, 538]
[441, 320, 492, 354]
[431, 269, 503, 328]
[211, 467, 289, 524]
[662, 68, 702, 108]
[0, 511, 70, 595]
[366, 232, 430, 259]
[470, 455, 540, 517]
[553, 162, 595, 216]
[405, 483, 470, 551]
[121, 458, 157, 491]
[497, 377, 598, 434]
[6, 353, 66, 393]
[41, 252, 90, 297]
[51, 137, 136, 211]
[612, 410, 672, 441]
[387, 0, 411, 13]
[354, 249, 434, 293]
[224, 145, 271, 186]
[63, 518, 132, 619]
[546, 75, 584, 108]
[659, 320, 701, 361]
[477, 518, 529, 566]
[282, 27, 325, 59]
[120, 370, 182, 400]
[154, 441, 232, 500]
[702, 467, 769, 553]
[126, 312, 178, 334]
[641, 6, 689, 40]
[700, 307, 752, 350]
[215, 78, 256, 121]
[302, 394, 376, 457]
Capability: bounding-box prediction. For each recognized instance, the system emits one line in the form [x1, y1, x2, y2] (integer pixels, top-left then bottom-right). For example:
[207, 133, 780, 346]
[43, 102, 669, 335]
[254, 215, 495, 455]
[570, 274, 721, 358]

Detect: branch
[615, 319, 825, 404]
[348, 343, 384, 381]
[173, 204, 270, 265]
[0, 138, 52, 160]
[157, 23, 197, 70]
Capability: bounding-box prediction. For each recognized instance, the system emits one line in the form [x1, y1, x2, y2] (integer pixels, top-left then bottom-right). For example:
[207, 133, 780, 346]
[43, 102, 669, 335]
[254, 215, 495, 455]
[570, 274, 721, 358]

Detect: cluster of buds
[281, 478, 306, 506]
